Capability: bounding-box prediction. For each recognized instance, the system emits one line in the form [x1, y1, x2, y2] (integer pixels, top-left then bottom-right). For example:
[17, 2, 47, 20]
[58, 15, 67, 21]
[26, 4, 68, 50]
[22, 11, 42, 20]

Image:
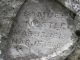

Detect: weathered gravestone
[3, 0, 78, 60]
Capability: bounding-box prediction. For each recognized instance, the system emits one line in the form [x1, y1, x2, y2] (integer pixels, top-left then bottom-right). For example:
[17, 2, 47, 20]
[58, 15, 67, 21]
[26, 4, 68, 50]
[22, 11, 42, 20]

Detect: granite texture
[0, 0, 25, 60]
[0, 0, 80, 60]
[57, 0, 80, 60]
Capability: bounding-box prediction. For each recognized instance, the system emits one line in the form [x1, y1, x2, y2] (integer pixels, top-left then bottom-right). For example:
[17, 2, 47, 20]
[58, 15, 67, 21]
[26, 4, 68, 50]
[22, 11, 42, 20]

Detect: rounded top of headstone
[9, 0, 78, 59]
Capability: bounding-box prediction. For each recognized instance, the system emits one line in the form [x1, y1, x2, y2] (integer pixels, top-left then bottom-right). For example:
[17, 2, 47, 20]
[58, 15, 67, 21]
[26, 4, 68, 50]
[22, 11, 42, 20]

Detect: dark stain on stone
[75, 30, 80, 37]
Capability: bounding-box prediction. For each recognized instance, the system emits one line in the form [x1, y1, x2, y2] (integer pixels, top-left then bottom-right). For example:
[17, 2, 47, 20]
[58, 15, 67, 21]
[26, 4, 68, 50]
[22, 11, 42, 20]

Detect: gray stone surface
[0, 0, 25, 60]
[57, 0, 80, 60]
[3, 0, 77, 60]
[0, 0, 80, 60]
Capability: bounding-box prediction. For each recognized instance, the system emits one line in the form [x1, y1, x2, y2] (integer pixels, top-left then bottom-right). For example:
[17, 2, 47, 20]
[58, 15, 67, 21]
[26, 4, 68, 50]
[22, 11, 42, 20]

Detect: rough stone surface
[0, 0, 25, 36]
[0, 0, 25, 60]
[57, 0, 80, 60]
[2, 0, 77, 60]
[0, 0, 80, 60]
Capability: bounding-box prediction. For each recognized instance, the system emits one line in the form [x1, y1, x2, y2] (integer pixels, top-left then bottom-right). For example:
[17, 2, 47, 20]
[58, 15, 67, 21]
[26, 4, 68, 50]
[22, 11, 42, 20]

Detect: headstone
[3, 0, 78, 60]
